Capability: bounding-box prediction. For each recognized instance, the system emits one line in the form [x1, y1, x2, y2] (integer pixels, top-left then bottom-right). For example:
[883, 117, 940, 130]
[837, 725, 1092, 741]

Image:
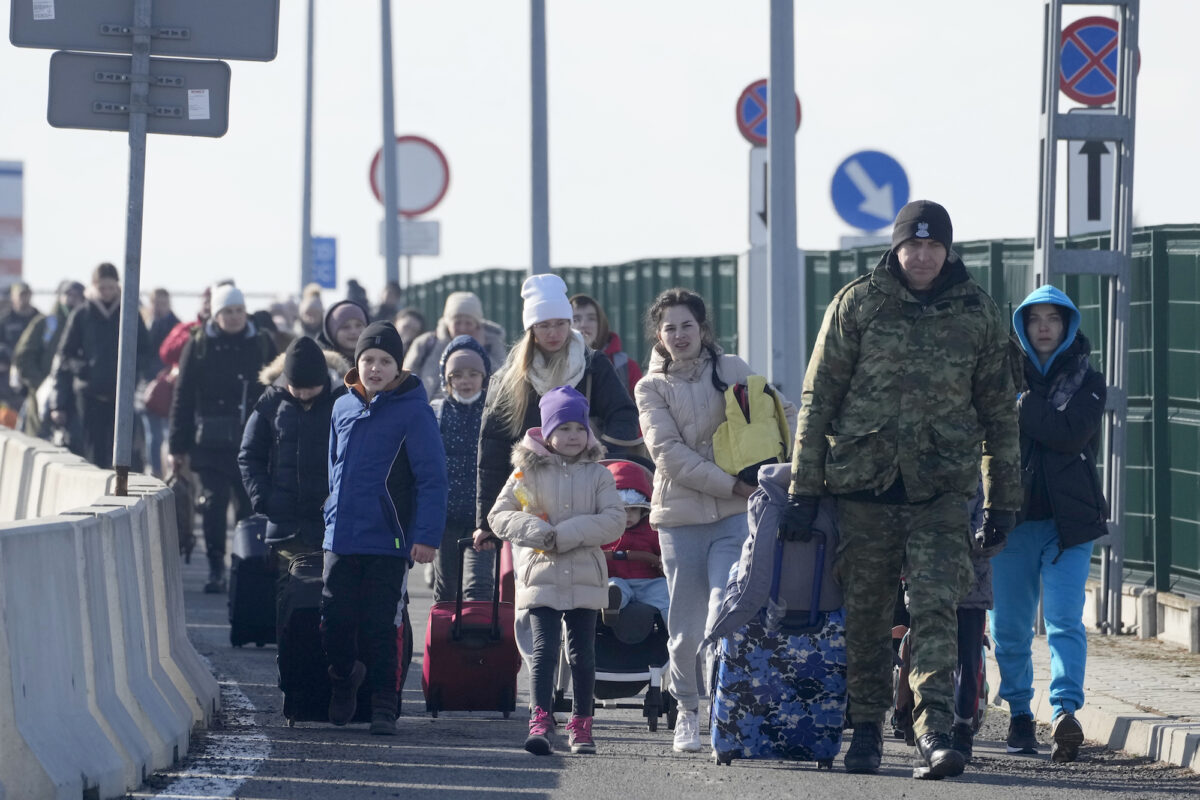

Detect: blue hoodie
[1013, 285, 1081, 375]
[433, 335, 491, 526]
[324, 370, 448, 558]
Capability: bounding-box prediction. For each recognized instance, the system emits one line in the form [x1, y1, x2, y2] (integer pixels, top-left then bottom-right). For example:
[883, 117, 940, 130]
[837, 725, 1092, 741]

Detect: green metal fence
[408, 225, 1200, 595]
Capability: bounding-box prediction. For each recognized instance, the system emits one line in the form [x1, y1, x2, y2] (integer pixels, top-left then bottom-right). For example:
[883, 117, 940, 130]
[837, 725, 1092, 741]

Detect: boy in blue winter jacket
[323, 321, 448, 735]
[430, 334, 493, 603]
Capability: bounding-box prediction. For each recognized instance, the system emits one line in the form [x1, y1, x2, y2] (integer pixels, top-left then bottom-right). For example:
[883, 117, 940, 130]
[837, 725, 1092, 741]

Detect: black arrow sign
[1079, 140, 1109, 221]
[758, 160, 768, 227]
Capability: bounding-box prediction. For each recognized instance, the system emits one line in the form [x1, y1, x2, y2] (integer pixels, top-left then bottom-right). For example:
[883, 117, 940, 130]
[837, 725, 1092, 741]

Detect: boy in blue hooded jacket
[323, 321, 448, 735]
[988, 285, 1108, 764]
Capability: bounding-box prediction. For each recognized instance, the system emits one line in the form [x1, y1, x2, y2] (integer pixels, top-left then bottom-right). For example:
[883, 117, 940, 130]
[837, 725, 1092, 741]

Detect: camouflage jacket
[789, 252, 1021, 511]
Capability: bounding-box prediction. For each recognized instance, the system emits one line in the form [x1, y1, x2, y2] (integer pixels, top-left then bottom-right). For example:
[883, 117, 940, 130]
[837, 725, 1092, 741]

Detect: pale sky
[2, 1, 1197, 310]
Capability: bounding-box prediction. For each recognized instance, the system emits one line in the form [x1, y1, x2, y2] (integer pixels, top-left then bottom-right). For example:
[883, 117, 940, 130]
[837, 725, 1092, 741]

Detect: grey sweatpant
[658, 514, 749, 711]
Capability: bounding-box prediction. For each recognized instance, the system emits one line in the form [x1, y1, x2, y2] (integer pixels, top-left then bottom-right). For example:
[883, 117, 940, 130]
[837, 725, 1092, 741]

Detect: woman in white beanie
[403, 291, 508, 401]
[474, 274, 642, 546]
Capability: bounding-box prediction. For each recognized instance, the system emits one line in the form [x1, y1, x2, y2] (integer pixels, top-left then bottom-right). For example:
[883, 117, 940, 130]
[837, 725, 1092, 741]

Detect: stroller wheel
[665, 693, 678, 730]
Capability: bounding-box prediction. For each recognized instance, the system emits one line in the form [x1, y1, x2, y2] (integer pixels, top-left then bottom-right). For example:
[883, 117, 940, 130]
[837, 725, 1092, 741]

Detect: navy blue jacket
[238, 373, 345, 548]
[324, 370, 448, 558]
[432, 335, 491, 527]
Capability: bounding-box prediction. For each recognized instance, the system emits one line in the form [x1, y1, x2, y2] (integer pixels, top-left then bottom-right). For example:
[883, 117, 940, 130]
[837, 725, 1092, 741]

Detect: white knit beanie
[442, 291, 484, 328]
[521, 274, 573, 330]
[211, 283, 245, 317]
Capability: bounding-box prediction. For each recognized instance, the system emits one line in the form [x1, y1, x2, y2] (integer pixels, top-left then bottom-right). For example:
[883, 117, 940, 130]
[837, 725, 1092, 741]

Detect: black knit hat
[354, 321, 405, 367]
[891, 200, 953, 251]
[283, 336, 327, 388]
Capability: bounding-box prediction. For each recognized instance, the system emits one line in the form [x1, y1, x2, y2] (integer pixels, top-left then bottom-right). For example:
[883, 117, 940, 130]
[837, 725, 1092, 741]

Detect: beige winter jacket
[488, 430, 625, 611]
[635, 348, 797, 528]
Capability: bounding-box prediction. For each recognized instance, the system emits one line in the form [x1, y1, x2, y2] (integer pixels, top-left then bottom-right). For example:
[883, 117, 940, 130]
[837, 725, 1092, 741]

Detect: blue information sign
[311, 236, 337, 290]
[830, 151, 909, 232]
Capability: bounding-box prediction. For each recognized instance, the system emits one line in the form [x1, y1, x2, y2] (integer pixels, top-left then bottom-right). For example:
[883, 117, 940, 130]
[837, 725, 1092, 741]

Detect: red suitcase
[422, 537, 521, 717]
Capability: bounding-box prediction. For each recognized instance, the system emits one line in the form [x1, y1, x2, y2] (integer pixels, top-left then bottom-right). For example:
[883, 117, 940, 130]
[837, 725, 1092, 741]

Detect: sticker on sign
[33, 0, 56, 21]
[369, 136, 450, 217]
[188, 90, 210, 120]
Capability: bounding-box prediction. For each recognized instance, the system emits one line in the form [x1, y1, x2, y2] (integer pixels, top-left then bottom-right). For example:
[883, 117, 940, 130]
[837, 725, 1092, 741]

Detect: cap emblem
[916, 222, 930, 238]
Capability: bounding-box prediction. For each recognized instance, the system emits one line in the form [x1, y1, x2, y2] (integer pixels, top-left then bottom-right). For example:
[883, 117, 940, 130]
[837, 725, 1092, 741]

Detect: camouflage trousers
[837, 493, 974, 737]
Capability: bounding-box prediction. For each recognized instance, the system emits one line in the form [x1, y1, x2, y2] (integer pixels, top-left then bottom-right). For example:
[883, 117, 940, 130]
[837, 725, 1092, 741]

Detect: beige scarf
[527, 330, 588, 397]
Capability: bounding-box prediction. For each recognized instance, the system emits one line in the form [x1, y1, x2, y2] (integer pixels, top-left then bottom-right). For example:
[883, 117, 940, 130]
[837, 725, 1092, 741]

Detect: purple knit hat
[539, 386, 590, 438]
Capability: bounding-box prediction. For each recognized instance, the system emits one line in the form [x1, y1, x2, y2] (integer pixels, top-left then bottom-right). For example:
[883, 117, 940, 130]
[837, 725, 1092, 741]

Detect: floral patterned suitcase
[711, 533, 847, 767]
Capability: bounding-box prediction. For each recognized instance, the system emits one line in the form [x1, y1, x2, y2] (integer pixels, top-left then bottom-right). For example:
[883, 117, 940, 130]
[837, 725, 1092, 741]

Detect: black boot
[327, 661, 366, 726]
[950, 722, 974, 763]
[843, 721, 883, 774]
[204, 563, 226, 594]
[914, 732, 965, 780]
[370, 691, 398, 736]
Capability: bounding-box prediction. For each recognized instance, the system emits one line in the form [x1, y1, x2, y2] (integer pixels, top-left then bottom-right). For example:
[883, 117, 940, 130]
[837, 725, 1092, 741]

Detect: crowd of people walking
[0, 199, 1106, 773]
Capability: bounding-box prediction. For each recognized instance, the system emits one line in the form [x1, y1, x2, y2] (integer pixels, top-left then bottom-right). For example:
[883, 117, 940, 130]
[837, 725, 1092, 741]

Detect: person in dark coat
[988, 285, 1108, 765]
[169, 283, 277, 593]
[14, 279, 84, 437]
[0, 280, 39, 350]
[239, 336, 348, 635]
[429, 334, 492, 602]
[50, 263, 150, 467]
[315, 299, 368, 365]
[473, 274, 642, 545]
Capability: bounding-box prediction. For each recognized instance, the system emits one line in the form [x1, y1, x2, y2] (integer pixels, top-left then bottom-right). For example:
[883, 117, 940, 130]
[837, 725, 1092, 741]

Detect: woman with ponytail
[634, 288, 795, 754]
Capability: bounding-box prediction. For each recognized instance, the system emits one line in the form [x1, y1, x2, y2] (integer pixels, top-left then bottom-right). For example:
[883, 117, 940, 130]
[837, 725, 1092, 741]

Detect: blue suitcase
[711, 532, 847, 767]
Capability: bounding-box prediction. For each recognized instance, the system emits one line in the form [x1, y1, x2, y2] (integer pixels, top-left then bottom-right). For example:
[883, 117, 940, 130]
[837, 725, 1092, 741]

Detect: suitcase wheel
[665, 693, 678, 730]
[287, 717, 296, 728]
[713, 750, 733, 766]
[817, 759, 833, 770]
[256, 641, 266, 648]
[644, 687, 661, 732]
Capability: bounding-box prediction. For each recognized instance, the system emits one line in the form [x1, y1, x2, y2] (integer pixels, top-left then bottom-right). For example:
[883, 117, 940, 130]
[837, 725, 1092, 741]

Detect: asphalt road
[130, 552, 1200, 800]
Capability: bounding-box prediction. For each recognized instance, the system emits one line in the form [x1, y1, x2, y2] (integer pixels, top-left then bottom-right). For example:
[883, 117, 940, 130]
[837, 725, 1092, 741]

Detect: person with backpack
[169, 283, 277, 594]
[989, 286, 1108, 764]
[13, 279, 84, 437]
[571, 294, 643, 398]
[489, 386, 625, 755]
[781, 201, 1020, 779]
[429, 334, 493, 603]
[238, 336, 348, 634]
[634, 287, 795, 754]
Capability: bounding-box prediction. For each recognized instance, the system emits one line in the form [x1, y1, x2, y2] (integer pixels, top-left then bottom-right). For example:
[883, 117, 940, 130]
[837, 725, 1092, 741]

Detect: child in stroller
[554, 459, 677, 731]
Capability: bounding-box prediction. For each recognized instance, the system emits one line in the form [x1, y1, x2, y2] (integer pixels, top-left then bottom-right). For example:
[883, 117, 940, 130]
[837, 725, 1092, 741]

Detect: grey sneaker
[1051, 712, 1084, 763]
[1006, 714, 1040, 756]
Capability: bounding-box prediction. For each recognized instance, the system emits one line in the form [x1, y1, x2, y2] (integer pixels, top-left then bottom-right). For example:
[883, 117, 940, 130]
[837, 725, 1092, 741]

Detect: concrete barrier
[0, 432, 62, 522]
[0, 517, 128, 799]
[25, 452, 93, 519]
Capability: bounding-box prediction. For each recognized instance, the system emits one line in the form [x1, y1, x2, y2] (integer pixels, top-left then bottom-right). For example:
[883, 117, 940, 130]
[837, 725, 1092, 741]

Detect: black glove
[975, 509, 1015, 558]
[778, 493, 821, 541]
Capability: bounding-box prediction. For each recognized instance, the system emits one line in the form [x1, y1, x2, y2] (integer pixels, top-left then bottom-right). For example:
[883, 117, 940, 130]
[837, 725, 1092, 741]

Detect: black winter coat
[475, 346, 641, 531]
[52, 299, 150, 411]
[238, 377, 344, 547]
[169, 320, 276, 461]
[1017, 333, 1110, 552]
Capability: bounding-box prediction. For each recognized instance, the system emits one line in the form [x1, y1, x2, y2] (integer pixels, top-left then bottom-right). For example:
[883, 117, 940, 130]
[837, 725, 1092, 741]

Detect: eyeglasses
[532, 319, 569, 333]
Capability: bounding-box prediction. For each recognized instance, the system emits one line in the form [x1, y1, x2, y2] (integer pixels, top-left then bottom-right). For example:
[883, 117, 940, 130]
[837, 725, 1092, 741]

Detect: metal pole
[767, 0, 801, 394]
[530, 0, 550, 275]
[300, 0, 315, 290]
[112, 0, 153, 495]
[380, 0, 401, 285]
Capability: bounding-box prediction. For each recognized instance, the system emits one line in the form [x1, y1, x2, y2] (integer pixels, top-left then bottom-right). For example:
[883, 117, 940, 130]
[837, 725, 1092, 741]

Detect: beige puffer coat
[488, 430, 624, 611]
[635, 348, 797, 529]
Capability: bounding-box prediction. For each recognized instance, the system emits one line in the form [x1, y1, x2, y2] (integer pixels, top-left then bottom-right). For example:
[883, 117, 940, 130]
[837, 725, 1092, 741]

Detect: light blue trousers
[988, 519, 1094, 719]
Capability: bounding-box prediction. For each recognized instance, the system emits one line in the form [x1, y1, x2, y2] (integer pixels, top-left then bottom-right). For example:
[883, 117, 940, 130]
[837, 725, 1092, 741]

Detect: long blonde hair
[487, 328, 572, 439]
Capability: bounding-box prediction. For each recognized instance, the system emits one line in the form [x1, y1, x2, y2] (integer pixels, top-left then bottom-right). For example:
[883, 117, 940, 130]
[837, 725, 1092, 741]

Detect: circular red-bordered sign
[735, 79, 801, 146]
[1059, 17, 1140, 106]
[369, 135, 450, 217]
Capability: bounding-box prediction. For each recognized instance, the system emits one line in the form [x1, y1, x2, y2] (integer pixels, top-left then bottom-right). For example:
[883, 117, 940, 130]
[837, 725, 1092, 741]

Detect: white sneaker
[673, 708, 702, 752]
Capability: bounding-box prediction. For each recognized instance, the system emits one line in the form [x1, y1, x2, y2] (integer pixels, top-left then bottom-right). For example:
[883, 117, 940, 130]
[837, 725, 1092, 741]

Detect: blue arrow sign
[830, 151, 909, 232]
[311, 236, 337, 289]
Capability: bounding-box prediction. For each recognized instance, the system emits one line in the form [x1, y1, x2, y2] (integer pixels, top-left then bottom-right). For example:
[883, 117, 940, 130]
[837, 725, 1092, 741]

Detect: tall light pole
[380, 0, 401, 286]
[300, 0, 315, 290]
[530, 0, 550, 275]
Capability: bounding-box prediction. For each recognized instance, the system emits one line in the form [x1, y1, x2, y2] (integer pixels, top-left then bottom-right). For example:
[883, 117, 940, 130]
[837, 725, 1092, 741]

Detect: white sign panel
[1067, 138, 1114, 237]
[378, 219, 441, 257]
[749, 147, 767, 248]
[0, 162, 23, 281]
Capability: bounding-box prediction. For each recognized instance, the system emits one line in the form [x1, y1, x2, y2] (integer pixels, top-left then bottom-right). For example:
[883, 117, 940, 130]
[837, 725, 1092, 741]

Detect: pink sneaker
[566, 715, 596, 754]
[525, 706, 555, 755]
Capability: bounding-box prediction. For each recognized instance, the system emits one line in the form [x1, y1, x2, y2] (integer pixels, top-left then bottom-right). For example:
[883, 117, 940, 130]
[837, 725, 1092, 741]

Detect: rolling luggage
[278, 552, 415, 726]
[710, 530, 848, 767]
[422, 537, 521, 717]
[229, 515, 276, 647]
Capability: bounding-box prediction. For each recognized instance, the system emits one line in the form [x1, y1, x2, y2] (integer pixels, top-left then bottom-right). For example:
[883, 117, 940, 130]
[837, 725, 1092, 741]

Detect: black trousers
[78, 395, 115, 469]
[321, 551, 406, 709]
[528, 606, 597, 717]
[193, 448, 251, 573]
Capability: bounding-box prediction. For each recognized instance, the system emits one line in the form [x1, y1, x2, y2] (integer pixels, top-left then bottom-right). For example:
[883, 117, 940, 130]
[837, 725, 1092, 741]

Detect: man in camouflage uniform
[779, 200, 1021, 779]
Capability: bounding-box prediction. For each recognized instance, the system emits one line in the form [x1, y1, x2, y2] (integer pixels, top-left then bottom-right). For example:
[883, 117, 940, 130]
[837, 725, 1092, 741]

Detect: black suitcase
[278, 552, 414, 725]
[229, 515, 277, 647]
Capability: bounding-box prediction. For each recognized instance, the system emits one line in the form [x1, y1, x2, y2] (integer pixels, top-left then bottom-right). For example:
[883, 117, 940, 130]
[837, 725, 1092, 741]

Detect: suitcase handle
[454, 536, 503, 642]
[769, 532, 826, 628]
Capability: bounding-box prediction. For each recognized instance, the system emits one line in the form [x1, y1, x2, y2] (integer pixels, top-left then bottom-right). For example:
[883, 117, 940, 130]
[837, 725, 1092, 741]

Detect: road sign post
[830, 150, 909, 232]
[11, 0, 279, 494]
